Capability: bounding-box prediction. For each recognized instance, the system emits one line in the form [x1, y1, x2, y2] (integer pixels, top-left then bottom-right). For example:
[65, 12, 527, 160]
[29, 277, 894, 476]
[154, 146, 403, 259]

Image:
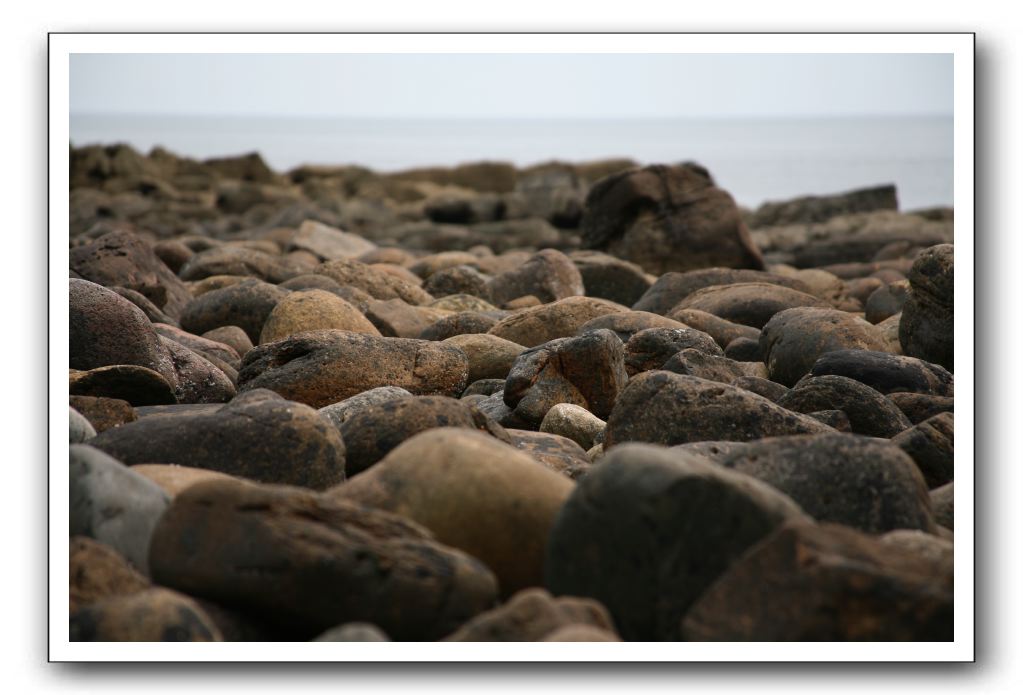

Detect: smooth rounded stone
[443, 588, 615, 642]
[661, 348, 766, 384]
[546, 443, 805, 641]
[461, 379, 506, 398]
[879, 529, 955, 567]
[487, 296, 626, 348]
[180, 278, 289, 344]
[70, 536, 150, 614]
[312, 623, 390, 642]
[622, 326, 723, 376]
[70, 587, 223, 642]
[154, 323, 242, 369]
[930, 482, 954, 530]
[317, 386, 413, 430]
[806, 409, 852, 431]
[70, 406, 97, 443]
[70, 444, 171, 575]
[580, 164, 764, 274]
[891, 412, 954, 488]
[419, 311, 498, 341]
[865, 280, 910, 324]
[288, 219, 378, 260]
[776, 375, 912, 438]
[178, 245, 304, 284]
[188, 274, 250, 297]
[422, 265, 493, 300]
[89, 389, 346, 489]
[680, 520, 953, 641]
[899, 244, 953, 370]
[542, 625, 622, 641]
[888, 392, 954, 424]
[877, 312, 904, 354]
[259, 289, 379, 344]
[540, 403, 606, 451]
[760, 307, 890, 387]
[201, 325, 253, 358]
[485, 249, 585, 306]
[846, 275, 886, 304]
[69, 395, 137, 432]
[339, 395, 510, 476]
[279, 273, 342, 292]
[504, 295, 542, 309]
[364, 299, 449, 338]
[724, 336, 763, 362]
[667, 307, 761, 349]
[428, 293, 500, 313]
[507, 429, 592, 480]
[371, 262, 424, 286]
[333, 428, 575, 597]
[408, 251, 482, 279]
[158, 336, 237, 404]
[730, 375, 789, 403]
[69, 365, 178, 406]
[153, 239, 194, 274]
[569, 250, 652, 307]
[69, 229, 193, 319]
[70, 279, 179, 388]
[315, 258, 433, 305]
[604, 372, 834, 449]
[442, 333, 525, 383]
[673, 282, 831, 330]
[131, 464, 241, 497]
[675, 433, 935, 533]
[150, 477, 496, 640]
[504, 329, 628, 424]
[632, 268, 812, 315]
[460, 394, 487, 408]
[575, 310, 687, 343]
[110, 286, 178, 326]
[809, 349, 953, 398]
[237, 330, 469, 408]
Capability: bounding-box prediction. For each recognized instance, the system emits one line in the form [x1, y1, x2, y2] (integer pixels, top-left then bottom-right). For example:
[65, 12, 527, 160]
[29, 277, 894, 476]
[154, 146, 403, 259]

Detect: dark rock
[152, 239, 194, 274]
[545, 443, 805, 640]
[507, 428, 592, 480]
[279, 273, 342, 292]
[888, 392, 955, 424]
[154, 323, 242, 369]
[748, 184, 899, 227]
[159, 337, 237, 404]
[667, 307, 761, 349]
[110, 286, 178, 326]
[809, 349, 954, 396]
[69, 396, 137, 433]
[899, 244, 954, 370]
[179, 278, 289, 344]
[422, 265, 492, 300]
[930, 482, 954, 530]
[777, 375, 912, 438]
[443, 588, 615, 641]
[70, 587, 223, 642]
[461, 379, 507, 398]
[203, 151, 277, 182]
[891, 412, 954, 488]
[487, 296, 625, 348]
[661, 349, 764, 384]
[69, 365, 178, 406]
[469, 218, 565, 253]
[201, 325, 253, 358]
[806, 409, 852, 431]
[425, 192, 506, 224]
[622, 326, 723, 376]
[570, 250, 652, 306]
[89, 389, 346, 489]
[419, 311, 498, 341]
[473, 390, 533, 430]
[485, 249, 585, 306]
[724, 336, 763, 362]
[673, 282, 831, 330]
[178, 245, 303, 284]
[604, 372, 834, 449]
[575, 310, 687, 343]
[69, 536, 150, 613]
[730, 375, 789, 402]
[865, 280, 910, 324]
[632, 268, 811, 315]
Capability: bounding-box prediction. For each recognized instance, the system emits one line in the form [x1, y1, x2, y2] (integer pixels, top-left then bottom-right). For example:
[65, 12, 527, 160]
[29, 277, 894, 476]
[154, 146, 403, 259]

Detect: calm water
[69, 114, 953, 211]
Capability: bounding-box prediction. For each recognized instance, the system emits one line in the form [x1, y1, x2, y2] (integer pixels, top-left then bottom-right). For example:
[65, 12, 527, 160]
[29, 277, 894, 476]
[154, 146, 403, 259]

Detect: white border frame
[49, 32, 974, 663]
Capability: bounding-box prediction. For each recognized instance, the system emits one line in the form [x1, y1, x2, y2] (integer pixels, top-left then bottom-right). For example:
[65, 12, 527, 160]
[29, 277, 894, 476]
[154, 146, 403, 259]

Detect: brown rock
[632, 268, 812, 315]
[131, 464, 241, 497]
[575, 310, 688, 343]
[70, 587, 223, 642]
[68, 396, 137, 433]
[487, 296, 626, 348]
[259, 289, 379, 344]
[418, 311, 498, 341]
[507, 429, 592, 480]
[178, 245, 304, 284]
[570, 250, 652, 307]
[180, 278, 289, 344]
[666, 308, 761, 349]
[485, 249, 585, 305]
[288, 219, 378, 260]
[201, 325, 253, 358]
[899, 244, 954, 370]
[364, 298, 449, 338]
[888, 392, 955, 424]
[70, 365, 178, 406]
[315, 258, 433, 305]
[777, 375, 912, 438]
[673, 282, 831, 330]
[70, 536, 150, 613]
[622, 326, 722, 376]
[444, 588, 615, 641]
[891, 412, 954, 488]
[441, 333, 526, 383]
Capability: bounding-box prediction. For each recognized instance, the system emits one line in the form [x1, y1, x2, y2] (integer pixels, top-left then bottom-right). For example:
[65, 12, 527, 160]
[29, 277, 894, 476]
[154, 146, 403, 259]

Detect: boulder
[158, 336, 237, 404]
[865, 280, 910, 324]
[776, 375, 912, 438]
[110, 286, 178, 326]
[422, 265, 493, 300]
[179, 278, 289, 344]
[666, 308, 761, 349]
[730, 375, 789, 403]
[178, 245, 303, 284]
[632, 268, 811, 315]
[259, 289, 379, 344]
[315, 258, 433, 305]
[661, 349, 766, 384]
[70, 406, 97, 443]
[570, 250, 652, 307]
[622, 326, 723, 376]
[888, 392, 954, 424]
[809, 349, 953, 396]
[672, 282, 830, 330]
[748, 184, 899, 227]
[419, 312, 499, 341]
[201, 325, 253, 358]
[487, 296, 626, 348]
[441, 333, 525, 383]
[575, 311, 688, 344]
[930, 482, 954, 530]
[153, 323, 242, 369]
[485, 249, 585, 306]
[899, 244, 954, 370]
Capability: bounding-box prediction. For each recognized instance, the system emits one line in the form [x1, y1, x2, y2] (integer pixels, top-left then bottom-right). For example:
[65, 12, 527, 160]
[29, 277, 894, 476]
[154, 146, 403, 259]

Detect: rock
[408, 251, 483, 279]
[899, 244, 954, 370]
[201, 325, 254, 358]
[724, 336, 763, 362]
[504, 329, 628, 424]
[187, 274, 249, 297]
[425, 192, 505, 224]
[159, 336, 237, 404]
[675, 433, 935, 533]
[579, 164, 764, 274]
[289, 219, 377, 260]
[70, 587, 223, 642]
[422, 265, 492, 299]
[419, 312, 498, 341]
[333, 428, 574, 596]
[89, 389, 346, 489]
[339, 395, 509, 476]
[539, 403, 606, 450]
[681, 520, 952, 641]
[150, 477, 497, 640]
[110, 286, 178, 326]
[315, 258, 433, 305]
[69, 230, 192, 319]
[730, 375, 789, 402]
[443, 588, 615, 641]
[259, 289, 379, 344]
[153, 323, 242, 369]
[809, 349, 953, 396]
[632, 268, 811, 315]
[507, 429, 592, 480]
[570, 250, 652, 307]
[846, 276, 886, 304]
[545, 443, 805, 640]
[279, 273, 342, 292]
[503, 294, 542, 309]
[891, 413, 954, 488]
[469, 218, 565, 253]
[317, 386, 413, 430]
[70, 406, 97, 443]
[441, 333, 526, 383]
[760, 307, 890, 386]
[178, 245, 303, 284]
[70, 444, 171, 574]
[131, 464, 241, 497]
[512, 166, 587, 227]
[152, 239, 194, 274]
[180, 278, 289, 344]
[69, 365, 178, 406]
[622, 326, 723, 376]
[203, 151, 277, 182]
[485, 249, 585, 306]
[68, 396, 137, 433]
[672, 282, 831, 330]
[930, 482, 954, 530]
[661, 349, 765, 384]
[748, 184, 899, 227]
[888, 392, 955, 424]
[312, 623, 390, 642]
[475, 390, 533, 430]
[487, 296, 626, 348]
[776, 375, 912, 438]
[807, 409, 852, 431]
[69, 536, 150, 612]
[542, 625, 621, 641]
[865, 280, 910, 324]
[666, 308, 761, 349]
[604, 372, 834, 449]
[879, 529, 955, 566]
[237, 330, 469, 408]
[575, 311, 688, 343]
[461, 379, 507, 398]
[429, 293, 500, 313]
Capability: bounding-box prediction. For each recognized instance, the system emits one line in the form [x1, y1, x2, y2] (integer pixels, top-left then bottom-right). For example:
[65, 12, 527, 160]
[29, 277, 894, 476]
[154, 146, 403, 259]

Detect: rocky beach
[68, 144, 955, 643]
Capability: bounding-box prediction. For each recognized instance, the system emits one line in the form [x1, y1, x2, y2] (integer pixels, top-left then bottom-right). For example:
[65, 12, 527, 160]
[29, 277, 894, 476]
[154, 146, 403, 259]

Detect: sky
[69, 53, 953, 120]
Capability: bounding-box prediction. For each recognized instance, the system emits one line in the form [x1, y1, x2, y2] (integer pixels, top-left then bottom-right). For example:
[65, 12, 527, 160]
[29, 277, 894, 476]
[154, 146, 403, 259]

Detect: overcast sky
[70, 53, 952, 119]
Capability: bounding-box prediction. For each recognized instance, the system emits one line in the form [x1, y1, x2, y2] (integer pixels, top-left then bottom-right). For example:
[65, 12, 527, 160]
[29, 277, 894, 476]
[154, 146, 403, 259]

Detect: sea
[69, 114, 953, 212]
